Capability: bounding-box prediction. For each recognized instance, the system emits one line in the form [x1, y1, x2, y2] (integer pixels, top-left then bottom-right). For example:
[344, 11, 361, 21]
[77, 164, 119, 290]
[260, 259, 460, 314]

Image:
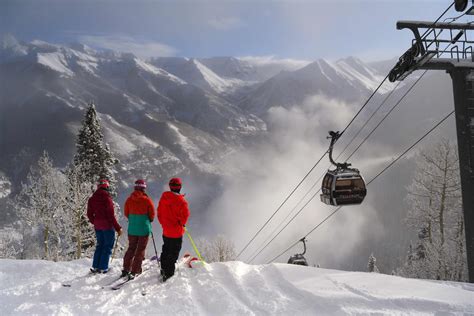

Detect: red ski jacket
[157, 191, 190, 238]
[87, 188, 121, 232]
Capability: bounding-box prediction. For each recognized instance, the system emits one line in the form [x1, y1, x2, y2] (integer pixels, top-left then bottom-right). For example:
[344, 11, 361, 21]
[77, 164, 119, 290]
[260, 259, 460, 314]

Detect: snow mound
[1, 259, 473, 315]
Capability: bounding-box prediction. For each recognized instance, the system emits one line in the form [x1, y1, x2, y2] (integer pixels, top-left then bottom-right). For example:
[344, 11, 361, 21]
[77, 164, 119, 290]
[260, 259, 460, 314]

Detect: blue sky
[0, 0, 467, 61]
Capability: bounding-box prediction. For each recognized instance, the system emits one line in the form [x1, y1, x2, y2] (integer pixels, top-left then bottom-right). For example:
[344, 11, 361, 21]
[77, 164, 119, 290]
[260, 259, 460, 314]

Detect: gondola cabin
[320, 168, 367, 206]
[288, 237, 309, 266]
[287, 253, 308, 266]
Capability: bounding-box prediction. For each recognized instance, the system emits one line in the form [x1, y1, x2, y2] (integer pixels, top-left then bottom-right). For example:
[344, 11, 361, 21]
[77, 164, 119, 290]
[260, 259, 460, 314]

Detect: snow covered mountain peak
[67, 42, 98, 55]
[192, 59, 245, 93]
[0, 38, 188, 82]
[149, 57, 247, 94]
[30, 39, 61, 52]
[236, 56, 393, 116]
[285, 57, 391, 94]
[133, 57, 187, 84]
[37, 51, 76, 77]
[331, 56, 387, 91]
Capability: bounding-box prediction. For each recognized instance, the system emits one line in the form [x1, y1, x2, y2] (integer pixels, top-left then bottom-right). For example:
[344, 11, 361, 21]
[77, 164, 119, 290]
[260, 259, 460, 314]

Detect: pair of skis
[109, 274, 140, 290]
[62, 269, 110, 287]
[110, 256, 160, 291]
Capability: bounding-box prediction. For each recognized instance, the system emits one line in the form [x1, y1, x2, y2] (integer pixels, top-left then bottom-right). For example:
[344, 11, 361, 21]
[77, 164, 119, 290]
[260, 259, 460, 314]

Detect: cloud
[207, 16, 244, 30]
[205, 94, 383, 266]
[238, 55, 311, 70]
[79, 35, 177, 59]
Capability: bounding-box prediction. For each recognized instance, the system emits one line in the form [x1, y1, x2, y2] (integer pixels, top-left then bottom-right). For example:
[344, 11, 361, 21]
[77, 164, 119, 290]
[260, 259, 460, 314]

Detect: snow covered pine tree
[72, 103, 121, 256]
[368, 253, 379, 273]
[74, 102, 118, 195]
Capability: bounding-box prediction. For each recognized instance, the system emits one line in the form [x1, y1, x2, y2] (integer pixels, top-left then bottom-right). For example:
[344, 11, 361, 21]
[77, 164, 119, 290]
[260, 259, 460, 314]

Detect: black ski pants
[160, 235, 182, 280]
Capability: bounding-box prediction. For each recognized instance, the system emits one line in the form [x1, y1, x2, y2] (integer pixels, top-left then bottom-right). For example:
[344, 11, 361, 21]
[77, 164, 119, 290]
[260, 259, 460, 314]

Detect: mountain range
[0, 35, 390, 195]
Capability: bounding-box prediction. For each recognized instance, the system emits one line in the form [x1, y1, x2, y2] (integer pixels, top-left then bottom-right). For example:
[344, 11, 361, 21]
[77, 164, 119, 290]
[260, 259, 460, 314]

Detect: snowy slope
[151, 56, 311, 94]
[149, 57, 248, 94]
[1, 258, 473, 315]
[199, 56, 310, 82]
[193, 59, 245, 93]
[330, 57, 390, 93]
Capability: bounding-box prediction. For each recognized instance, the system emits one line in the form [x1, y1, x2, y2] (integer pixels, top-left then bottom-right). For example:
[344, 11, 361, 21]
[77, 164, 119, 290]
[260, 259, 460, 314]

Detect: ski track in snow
[1, 259, 474, 315]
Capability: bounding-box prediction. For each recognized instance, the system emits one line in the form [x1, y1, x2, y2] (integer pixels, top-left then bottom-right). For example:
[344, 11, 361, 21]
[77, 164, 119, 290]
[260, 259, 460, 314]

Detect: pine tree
[74, 102, 118, 195]
[368, 253, 379, 273]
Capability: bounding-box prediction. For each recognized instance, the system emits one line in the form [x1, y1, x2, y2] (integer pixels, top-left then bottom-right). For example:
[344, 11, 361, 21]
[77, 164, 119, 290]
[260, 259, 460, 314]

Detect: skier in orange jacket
[122, 179, 155, 279]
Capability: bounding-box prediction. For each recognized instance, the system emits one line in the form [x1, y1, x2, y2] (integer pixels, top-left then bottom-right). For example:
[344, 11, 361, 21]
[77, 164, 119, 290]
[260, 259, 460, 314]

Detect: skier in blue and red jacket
[87, 179, 122, 273]
[157, 177, 190, 281]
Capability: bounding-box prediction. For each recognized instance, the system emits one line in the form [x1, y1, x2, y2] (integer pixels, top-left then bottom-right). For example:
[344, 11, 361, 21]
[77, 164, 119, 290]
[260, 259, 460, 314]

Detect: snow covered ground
[1, 258, 473, 315]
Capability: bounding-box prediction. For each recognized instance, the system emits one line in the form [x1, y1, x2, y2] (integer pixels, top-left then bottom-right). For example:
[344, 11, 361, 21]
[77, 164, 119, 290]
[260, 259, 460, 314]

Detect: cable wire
[245, 83, 401, 262]
[235, 150, 328, 259]
[339, 74, 390, 137]
[266, 110, 455, 264]
[238, 71, 391, 260]
[344, 70, 428, 163]
[249, 69, 425, 263]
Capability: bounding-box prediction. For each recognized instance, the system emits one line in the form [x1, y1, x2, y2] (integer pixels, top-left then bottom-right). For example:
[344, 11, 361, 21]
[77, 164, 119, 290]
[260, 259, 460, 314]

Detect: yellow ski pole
[184, 226, 204, 263]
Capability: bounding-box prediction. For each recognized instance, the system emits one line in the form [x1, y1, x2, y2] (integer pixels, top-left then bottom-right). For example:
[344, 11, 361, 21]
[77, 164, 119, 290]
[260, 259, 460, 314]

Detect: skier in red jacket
[157, 177, 190, 281]
[87, 179, 122, 273]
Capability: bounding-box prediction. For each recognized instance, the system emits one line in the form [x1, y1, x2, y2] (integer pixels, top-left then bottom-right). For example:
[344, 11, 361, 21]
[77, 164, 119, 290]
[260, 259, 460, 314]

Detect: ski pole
[184, 227, 204, 262]
[151, 231, 160, 266]
[110, 232, 120, 263]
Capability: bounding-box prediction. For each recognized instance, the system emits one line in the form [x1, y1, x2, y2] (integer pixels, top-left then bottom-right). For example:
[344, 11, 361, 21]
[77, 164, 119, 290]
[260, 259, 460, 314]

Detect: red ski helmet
[134, 179, 147, 190]
[97, 179, 110, 189]
[169, 177, 182, 190]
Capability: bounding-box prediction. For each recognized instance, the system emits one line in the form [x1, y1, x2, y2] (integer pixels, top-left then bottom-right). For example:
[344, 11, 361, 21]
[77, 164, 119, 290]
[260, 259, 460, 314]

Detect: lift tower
[389, 3, 474, 283]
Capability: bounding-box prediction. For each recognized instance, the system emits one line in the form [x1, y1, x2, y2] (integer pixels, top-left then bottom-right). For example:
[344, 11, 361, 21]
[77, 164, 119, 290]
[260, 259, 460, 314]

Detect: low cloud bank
[206, 95, 385, 267]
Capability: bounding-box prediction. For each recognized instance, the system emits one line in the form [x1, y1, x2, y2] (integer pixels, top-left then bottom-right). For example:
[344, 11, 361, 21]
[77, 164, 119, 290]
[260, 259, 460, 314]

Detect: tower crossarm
[389, 20, 474, 82]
